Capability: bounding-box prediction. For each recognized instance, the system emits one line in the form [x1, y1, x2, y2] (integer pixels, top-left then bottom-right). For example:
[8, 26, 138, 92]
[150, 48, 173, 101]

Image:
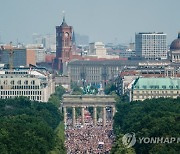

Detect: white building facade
[26, 44, 46, 63]
[89, 42, 107, 58]
[135, 32, 167, 60]
[0, 68, 55, 102]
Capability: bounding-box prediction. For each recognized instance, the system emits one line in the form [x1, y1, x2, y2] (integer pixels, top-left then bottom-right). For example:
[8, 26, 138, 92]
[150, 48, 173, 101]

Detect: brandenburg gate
[62, 95, 116, 127]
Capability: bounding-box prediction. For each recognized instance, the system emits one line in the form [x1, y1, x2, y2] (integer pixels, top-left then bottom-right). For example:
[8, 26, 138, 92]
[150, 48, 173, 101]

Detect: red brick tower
[53, 16, 73, 73]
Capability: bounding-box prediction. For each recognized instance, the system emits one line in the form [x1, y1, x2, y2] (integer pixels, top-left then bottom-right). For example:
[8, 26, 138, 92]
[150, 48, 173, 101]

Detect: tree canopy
[0, 97, 65, 154]
[112, 97, 180, 154]
[104, 83, 117, 95]
[48, 85, 65, 108]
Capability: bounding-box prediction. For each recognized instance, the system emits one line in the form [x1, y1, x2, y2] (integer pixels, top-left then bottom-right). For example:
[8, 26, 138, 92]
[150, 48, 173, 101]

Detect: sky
[0, 0, 180, 45]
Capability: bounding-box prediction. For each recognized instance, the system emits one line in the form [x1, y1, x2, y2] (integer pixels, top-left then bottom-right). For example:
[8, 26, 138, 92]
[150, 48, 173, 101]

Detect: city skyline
[0, 0, 180, 45]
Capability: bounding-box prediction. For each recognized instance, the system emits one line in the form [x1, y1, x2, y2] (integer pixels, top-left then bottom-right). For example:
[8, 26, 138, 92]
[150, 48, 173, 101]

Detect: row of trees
[0, 85, 66, 154]
[111, 97, 180, 154]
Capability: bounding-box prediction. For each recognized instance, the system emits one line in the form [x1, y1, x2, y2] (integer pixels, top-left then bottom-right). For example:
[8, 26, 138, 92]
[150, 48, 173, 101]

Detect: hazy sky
[0, 0, 180, 45]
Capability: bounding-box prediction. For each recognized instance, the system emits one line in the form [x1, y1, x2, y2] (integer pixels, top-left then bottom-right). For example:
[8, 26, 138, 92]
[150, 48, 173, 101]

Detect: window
[10, 80, 15, 85]
[169, 86, 173, 89]
[142, 85, 147, 89]
[24, 80, 28, 85]
[3, 80, 8, 85]
[135, 86, 139, 89]
[17, 80, 21, 85]
[162, 85, 166, 89]
[31, 80, 35, 85]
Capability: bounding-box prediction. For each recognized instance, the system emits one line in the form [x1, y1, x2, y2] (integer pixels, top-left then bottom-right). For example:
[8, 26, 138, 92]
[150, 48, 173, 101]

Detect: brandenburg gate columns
[112, 106, 116, 117]
[81, 106, 85, 125]
[63, 107, 67, 126]
[62, 95, 116, 128]
[93, 106, 97, 125]
[72, 106, 76, 127]
[102, 106, 106, 127]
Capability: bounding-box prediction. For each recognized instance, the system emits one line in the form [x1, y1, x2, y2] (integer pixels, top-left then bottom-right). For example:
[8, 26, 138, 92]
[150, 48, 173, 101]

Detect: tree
[111, 134, 136, 154]
[0, 97, 66, 153]
[104, 83, 117, 95]
[48, 95, 61, 108]
[48, 85, 65, 108]
[112, 97, 180, 153]
[0, 115, 55, 154]
[54, 85, 66, 99]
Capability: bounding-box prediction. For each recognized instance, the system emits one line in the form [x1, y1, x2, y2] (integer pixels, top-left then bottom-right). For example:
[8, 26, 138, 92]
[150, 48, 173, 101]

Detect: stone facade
[68, 60, 140, 87]
[0, 67, 55, 102]
[131, 77, 180, 101]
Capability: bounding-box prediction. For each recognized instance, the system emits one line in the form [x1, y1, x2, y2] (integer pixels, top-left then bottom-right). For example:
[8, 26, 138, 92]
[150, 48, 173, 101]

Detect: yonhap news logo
[122, 132, 136, 148]
[122, 132, 180, 148]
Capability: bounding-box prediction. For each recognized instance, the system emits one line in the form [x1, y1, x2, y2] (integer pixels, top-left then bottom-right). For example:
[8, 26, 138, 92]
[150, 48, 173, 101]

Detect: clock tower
[53, 16, 73, 73]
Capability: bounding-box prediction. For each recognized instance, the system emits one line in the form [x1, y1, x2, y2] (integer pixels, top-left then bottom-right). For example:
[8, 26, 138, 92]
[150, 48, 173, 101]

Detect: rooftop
[133, 77, 180, 90]
[170, 33, 180, 50]
[68, 59, 140, 66]
[62, 95, 116, 107]
[137, 32, 165, 35]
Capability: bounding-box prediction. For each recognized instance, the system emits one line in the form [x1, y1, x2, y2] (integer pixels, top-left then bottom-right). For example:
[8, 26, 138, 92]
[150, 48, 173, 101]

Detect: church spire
[61, 11, 68, 27]
[63, 11, 66, 23]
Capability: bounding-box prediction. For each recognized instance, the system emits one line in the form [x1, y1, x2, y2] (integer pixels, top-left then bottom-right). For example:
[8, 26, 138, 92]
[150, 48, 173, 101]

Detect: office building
[115, 61, 180, 97]
[26, 44, 46, 63]
[75, 33, 89, 46]
[68, 60, 140, 87]
[135, 32, 167, 60]
[131, 77, 180, 101]
[0, 47, 36, 67]
[89, 42, 107, 58]
[32, 33, 56, 51]
[0, 67, 55, 102]
[119, 49, 135, 58]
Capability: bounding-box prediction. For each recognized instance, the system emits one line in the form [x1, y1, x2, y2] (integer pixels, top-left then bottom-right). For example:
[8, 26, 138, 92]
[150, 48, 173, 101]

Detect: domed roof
[170, 33, 180, 50]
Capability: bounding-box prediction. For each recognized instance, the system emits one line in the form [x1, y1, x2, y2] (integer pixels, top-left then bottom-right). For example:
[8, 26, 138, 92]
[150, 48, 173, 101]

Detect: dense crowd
[65, 116, 115, 154]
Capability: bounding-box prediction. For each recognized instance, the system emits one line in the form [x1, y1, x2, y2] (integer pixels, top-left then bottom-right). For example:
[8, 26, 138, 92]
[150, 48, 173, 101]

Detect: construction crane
[8, 42, 14, 70]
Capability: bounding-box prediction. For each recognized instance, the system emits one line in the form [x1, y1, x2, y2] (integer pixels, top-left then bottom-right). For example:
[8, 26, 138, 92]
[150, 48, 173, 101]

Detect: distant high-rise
[75, 33, 89, 46]
[53, 16, 73, 73]
[89, 42, 107, 58]
[0, 46, 36, 67]
[135, 32, 167, 60]
[32, 33, 56, 51]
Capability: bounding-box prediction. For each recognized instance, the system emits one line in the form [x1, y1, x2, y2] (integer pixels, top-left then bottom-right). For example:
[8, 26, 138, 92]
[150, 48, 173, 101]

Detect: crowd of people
[65, 112, 115, 154]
